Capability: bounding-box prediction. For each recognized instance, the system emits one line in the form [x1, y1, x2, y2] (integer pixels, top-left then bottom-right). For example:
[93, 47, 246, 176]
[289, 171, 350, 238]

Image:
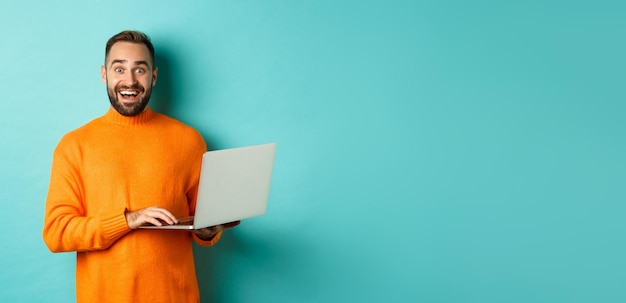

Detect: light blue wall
[1, 0, 625, 302]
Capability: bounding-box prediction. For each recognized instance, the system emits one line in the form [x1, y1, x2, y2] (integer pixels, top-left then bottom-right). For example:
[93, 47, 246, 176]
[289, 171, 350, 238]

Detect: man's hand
[125, 206, 178, 229]
[194, 221, 241, 240]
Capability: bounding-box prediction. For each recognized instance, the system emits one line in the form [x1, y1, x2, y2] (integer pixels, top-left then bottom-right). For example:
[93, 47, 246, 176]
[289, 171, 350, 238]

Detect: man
[43, 30, 238, 303]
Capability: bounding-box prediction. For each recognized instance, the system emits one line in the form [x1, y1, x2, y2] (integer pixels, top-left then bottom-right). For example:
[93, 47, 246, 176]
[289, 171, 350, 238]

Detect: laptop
[139, 142, 276, 230]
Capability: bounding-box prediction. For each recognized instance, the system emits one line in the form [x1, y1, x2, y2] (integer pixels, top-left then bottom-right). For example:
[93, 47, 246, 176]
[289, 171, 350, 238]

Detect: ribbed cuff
[100, 211, 132, 244]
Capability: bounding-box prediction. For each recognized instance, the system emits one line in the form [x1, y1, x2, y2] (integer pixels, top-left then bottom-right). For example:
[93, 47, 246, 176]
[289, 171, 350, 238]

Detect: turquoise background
[1, 0, 625, 302]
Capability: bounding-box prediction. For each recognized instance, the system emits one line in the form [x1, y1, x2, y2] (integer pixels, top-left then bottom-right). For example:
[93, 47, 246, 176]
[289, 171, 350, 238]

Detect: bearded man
[43, 30, 238, 303]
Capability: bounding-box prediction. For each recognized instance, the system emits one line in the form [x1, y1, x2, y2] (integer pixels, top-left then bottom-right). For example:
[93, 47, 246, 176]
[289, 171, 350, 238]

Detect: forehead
[106, 41, 152, 66]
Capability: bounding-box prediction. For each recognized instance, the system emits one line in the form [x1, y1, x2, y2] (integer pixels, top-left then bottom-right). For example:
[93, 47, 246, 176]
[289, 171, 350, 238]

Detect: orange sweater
[43, 107, 220, 303]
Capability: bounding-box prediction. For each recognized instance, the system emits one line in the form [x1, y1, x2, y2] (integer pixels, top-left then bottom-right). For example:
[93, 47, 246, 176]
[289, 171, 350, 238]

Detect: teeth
[120, 91, 138, 96]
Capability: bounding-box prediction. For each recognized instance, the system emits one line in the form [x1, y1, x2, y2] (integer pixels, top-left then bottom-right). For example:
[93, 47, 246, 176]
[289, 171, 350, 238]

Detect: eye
[135, 68, 145, 74]
[114, 67, 123, 73]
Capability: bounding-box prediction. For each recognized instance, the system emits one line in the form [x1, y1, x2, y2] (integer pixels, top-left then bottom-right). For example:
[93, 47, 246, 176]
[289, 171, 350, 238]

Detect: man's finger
[145, 207, 178, 225]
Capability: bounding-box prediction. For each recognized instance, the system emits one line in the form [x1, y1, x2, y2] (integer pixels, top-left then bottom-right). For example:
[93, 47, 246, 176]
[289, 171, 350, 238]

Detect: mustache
[115, 84, 145, 91]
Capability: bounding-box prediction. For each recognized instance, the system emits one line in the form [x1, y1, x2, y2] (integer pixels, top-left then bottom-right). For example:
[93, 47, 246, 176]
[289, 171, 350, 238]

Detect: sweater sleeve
[42, 140, 131, 253]
[192, 231, 222, 246]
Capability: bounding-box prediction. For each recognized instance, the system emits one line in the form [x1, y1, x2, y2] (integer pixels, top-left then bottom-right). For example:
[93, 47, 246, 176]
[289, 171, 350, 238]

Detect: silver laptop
[139, 142, 276, 230]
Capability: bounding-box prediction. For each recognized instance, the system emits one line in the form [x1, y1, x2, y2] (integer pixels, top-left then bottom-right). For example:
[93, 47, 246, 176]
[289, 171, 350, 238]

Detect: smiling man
[103, 38, 155, 117]
[43, 30, 238, 303]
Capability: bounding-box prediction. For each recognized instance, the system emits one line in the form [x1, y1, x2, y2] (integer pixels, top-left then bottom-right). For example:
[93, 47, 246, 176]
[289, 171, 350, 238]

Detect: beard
[106, 81, 153, 117]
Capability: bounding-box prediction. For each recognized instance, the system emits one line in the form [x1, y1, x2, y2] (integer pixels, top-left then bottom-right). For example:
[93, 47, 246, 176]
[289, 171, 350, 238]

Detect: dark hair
[104, 30, 155, 67]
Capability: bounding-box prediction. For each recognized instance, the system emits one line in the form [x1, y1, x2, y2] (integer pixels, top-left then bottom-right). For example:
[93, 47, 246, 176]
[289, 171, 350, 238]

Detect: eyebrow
[109, 59, 151, 68]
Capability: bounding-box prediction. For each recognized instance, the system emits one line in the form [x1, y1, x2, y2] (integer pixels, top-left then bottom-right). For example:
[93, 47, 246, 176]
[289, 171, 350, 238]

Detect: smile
[120, 90, 138, 96]
[118, 89, 142, 101]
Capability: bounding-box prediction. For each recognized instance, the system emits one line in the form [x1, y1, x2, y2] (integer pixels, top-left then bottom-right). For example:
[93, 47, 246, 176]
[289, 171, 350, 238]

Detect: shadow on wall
[194, 228, 320, 303]
[154, 45, 318, 302]
[152, 45, 218, 148]
[151, 52, 174, 116]
[194, 231, 247, 302]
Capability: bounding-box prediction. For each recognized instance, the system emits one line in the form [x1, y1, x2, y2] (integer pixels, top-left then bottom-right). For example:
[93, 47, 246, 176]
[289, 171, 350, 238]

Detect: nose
[123, 71, 138, 85]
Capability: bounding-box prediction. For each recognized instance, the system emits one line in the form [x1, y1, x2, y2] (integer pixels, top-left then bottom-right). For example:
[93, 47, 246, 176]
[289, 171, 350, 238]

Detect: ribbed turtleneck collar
[103, 107, 156, 126]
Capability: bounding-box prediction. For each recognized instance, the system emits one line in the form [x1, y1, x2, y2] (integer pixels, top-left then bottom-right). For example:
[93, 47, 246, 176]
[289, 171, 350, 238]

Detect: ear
[100, 66, 107, 85]
[152, 67, 158, 87]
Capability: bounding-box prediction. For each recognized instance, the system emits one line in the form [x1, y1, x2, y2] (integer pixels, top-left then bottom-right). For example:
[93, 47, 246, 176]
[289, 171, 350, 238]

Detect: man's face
[101, 41, 158, 116]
